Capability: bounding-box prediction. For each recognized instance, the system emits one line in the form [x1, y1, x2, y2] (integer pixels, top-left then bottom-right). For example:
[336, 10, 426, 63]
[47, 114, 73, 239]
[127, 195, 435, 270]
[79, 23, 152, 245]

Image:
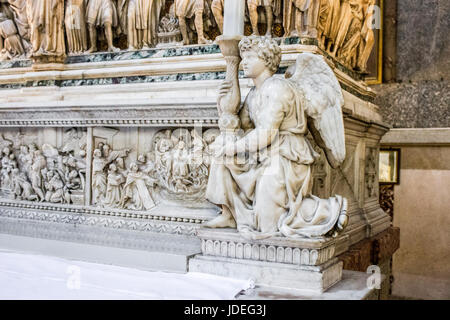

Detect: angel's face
[242, 50, 267, 79]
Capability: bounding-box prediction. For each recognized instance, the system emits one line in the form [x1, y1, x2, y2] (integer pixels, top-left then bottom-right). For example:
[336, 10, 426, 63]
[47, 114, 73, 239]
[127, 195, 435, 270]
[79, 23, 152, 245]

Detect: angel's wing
[286, 53, 346, 169]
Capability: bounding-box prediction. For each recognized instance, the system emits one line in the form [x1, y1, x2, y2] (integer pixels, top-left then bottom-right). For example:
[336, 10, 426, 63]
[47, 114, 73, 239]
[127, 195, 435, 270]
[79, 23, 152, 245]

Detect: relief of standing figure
[92, 148, 107, 205]
[317, 0, 341, 48]
[29, 149, 46, 201]
[103, 163, 124, 207]
[26, 0, 66, 62]
[85, 0, 119, 52]
[356, 0, 375, 72]
[283, 0, 320, 38]
[121, 0, 165, 50]
[65, 0, 88, 54]
[247, 0, 281, 37]
[174, 0, 211, 45]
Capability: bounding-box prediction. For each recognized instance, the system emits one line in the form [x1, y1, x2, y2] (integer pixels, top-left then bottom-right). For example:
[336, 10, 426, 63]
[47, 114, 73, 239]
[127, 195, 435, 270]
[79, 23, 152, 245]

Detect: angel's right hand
[218, 81, 233, 98]
[218, 81, 234, 112]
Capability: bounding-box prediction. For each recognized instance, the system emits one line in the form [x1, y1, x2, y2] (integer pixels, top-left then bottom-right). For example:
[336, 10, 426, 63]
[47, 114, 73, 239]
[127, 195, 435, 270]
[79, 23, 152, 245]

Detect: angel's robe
[206, 77, 345, 239]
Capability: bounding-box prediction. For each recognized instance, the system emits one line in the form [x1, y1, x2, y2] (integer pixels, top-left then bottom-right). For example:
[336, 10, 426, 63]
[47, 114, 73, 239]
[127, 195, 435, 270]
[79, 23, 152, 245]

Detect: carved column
[85, 127, 93, 206]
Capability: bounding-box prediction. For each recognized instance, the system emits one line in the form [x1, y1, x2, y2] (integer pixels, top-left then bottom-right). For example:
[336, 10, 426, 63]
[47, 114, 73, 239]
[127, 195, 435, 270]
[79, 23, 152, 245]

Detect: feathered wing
[286, 53, 346, 169]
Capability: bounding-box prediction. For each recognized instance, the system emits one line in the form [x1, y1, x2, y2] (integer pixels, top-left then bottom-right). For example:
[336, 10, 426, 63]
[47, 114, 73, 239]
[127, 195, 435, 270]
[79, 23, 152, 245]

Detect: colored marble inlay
[0, 59, 32, 69]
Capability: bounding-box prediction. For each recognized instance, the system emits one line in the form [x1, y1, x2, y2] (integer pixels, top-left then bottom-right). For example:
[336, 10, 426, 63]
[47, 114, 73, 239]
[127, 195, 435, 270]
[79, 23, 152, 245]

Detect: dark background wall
[372, 0, 450, 128]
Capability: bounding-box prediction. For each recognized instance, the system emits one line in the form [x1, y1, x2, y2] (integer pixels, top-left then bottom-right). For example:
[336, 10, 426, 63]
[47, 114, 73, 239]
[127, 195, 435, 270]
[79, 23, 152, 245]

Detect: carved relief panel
[0, 126, 220, 216]
[0, 127, 86, 205]
[89, 126, 220, 212]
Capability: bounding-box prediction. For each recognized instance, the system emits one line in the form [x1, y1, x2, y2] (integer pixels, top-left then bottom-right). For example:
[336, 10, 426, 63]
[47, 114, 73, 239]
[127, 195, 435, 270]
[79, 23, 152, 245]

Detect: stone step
[0, 216, 201, 273]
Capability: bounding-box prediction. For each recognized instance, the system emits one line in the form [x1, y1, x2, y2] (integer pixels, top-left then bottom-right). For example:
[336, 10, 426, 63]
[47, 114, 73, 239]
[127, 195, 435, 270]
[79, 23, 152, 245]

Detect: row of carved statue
[0, 0, 375, 71]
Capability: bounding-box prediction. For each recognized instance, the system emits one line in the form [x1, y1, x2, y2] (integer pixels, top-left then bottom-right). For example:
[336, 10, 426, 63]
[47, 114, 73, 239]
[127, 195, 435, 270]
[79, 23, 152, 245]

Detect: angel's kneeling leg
[253, 157, 288, 234]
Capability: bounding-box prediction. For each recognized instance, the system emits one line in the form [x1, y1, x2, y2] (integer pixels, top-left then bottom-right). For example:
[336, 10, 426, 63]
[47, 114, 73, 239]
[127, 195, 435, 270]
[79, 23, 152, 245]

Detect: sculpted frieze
[90, 127, 220, 212]
[0, 0, 377, 73]
[0, 128, 86, 205]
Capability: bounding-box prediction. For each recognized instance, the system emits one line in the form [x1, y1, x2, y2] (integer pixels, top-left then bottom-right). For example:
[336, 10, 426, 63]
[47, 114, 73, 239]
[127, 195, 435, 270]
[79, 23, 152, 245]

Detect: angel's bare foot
[204, 213, 236, 228]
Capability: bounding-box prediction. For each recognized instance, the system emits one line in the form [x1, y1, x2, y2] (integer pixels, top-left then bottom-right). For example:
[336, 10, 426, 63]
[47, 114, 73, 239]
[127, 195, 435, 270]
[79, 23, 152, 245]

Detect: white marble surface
[238, 270, 384, 300]
[0, 250, 252, 300]
[189, 255, 343, 293]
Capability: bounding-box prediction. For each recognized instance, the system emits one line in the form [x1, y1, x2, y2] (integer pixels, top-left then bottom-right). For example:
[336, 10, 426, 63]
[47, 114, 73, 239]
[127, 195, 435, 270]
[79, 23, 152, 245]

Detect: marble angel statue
[205, 36, 349, 240]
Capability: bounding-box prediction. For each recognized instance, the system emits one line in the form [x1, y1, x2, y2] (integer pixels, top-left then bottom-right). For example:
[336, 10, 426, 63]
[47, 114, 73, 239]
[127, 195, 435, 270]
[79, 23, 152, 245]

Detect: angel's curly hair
[238, 36, 282, 74]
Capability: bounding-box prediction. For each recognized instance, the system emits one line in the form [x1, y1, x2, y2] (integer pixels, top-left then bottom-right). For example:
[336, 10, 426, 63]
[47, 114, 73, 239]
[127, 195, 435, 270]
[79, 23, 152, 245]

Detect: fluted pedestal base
[189, 228, 344, 293]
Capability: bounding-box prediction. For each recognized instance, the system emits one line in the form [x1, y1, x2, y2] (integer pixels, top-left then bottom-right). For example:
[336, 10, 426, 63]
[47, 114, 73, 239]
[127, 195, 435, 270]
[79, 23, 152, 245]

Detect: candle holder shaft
[216, 36, 243, 133]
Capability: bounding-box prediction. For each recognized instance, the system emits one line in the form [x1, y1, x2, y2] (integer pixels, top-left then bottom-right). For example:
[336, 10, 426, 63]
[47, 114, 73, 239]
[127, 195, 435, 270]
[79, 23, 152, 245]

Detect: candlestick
[216, 0, 246, 134]
[223, 0, 245, 37]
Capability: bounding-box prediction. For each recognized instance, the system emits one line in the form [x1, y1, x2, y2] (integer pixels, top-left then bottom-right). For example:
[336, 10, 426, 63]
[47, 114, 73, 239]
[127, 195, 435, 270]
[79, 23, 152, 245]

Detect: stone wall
[374, 81, 450, 128]
[381, 129, 450, 299]
[374, 1, 450, 299]
[372, 0, 450, 128]
[391, 146, 450, 299]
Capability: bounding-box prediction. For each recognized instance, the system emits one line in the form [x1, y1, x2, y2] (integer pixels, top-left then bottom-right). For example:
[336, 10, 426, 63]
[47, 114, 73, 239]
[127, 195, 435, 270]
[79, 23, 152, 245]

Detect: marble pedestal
[189, 228, 344, 293]
[238, 270, 386, 300]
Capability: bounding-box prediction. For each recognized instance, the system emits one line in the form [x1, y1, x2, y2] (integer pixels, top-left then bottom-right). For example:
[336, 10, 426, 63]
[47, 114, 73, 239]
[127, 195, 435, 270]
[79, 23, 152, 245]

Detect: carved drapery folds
[283, 0, 319, 38]
[0, 129, 86, 205]
[0, 0, 377, 73]
[27, 0, 66, 63]
[65, 0, 88, 54]
[318, 0, 376, 71]
[0, 1, 25, 60]
[90, 127, 219, 212]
